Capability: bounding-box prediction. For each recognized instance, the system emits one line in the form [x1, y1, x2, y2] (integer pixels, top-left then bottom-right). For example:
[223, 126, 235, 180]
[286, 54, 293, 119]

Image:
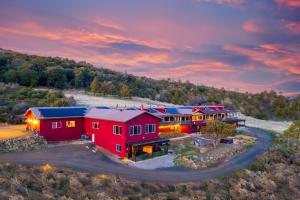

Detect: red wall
[39, 117, 84, 141]
[84, 118, 126, 157]
[180, 124, 197, 134]
[125, 113, 160, 143]
[84, 113, 160, 158]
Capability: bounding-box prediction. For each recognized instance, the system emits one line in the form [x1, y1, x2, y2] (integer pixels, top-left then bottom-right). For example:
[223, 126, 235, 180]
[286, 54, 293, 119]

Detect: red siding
[84, 118, 126, 157]
[84, 113, 160, 158]
[39, 117, 84, 141]
[180, 124, 197, 134]
[125, 113, 160, 143]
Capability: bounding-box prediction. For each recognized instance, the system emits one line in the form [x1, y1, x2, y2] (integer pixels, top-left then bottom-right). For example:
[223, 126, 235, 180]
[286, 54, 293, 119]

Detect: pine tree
[90, 77, 100, 95]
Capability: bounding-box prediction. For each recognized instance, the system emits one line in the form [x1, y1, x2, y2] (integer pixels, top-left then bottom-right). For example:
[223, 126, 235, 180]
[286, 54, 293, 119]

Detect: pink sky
[0, 0, 299, 95]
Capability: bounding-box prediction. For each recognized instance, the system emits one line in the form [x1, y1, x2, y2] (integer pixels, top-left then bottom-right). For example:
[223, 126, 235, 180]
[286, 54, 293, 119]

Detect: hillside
[0, 135, 299, 199]
[0, 48, 299, 120]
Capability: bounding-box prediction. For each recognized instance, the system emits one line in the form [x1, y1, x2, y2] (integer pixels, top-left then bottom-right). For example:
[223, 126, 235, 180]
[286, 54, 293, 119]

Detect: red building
[24, 107, 87, 141]
[84, 108, 169, 159]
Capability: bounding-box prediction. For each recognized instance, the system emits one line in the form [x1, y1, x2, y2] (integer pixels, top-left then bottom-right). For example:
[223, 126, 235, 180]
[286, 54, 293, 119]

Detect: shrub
[250, 158, 266, 172]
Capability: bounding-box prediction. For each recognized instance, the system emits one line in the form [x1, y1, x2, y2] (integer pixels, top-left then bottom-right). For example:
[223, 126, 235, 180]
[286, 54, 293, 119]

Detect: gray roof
[85, 108, 160, 122]
[177, 108, 194, 115]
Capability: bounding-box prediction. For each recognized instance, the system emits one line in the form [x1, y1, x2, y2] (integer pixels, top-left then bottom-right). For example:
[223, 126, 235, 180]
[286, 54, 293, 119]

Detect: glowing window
[66, 121, 76, 128]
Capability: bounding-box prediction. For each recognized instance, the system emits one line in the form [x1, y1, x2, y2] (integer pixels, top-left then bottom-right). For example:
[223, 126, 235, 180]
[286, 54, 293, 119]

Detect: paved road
[0, 127, 272, 183]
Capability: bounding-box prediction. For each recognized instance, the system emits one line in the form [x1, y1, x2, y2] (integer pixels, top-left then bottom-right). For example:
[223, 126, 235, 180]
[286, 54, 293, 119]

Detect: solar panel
[38, 107, 88, 118]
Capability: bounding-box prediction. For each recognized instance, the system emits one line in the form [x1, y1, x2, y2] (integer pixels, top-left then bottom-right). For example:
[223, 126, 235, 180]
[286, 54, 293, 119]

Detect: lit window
[113, 125, 122, 135]
[52, 121, 62, 129]
[116, 144, 122, 152]
[145, 124, 156, 134]
[130, 125, 142, 136]
[92, 122, 99, 129]
[66, 121, 75, 128]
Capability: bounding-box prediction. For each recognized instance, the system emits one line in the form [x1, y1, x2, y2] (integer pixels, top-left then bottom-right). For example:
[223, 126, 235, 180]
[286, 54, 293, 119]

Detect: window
[145, 124, 156, 134]
[66, 121, 75, 128]
[92, 122, 99, 129]
[52, 121, 62, 129]
[116, 144, 122, 152]
[130, 125, 142, 136]
[113, 125, 122, 135]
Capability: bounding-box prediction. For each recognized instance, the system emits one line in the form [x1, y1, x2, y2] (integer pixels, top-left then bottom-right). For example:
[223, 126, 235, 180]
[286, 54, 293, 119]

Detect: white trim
[145, 124, 156, 134]
[116, 144, 122, 152]
[129, 125, 142, 136]
[113, 125, 122, 135]
[92, 122, 100, 129]
[51, 121, 62, 129]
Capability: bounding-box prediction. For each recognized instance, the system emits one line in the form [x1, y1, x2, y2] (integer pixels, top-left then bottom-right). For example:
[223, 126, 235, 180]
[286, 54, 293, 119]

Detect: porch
[126, 138, 170, 161]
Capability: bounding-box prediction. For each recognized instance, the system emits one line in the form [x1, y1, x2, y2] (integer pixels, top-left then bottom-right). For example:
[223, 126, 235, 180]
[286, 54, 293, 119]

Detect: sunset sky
[0, 0, 299, 95]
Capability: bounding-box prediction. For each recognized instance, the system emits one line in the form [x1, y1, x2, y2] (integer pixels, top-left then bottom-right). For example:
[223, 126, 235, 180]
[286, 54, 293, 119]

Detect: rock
[15, 184, 28, 197]
[8, 195, 25, 200]
[0, 135, 47, 153]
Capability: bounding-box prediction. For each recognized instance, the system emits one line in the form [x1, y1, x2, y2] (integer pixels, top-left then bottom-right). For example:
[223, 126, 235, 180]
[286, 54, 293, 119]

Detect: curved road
[0, 127, 272, 183]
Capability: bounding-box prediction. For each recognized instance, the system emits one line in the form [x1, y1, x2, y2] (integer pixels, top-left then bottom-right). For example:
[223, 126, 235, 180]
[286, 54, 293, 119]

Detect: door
[92, 133, 95, 143]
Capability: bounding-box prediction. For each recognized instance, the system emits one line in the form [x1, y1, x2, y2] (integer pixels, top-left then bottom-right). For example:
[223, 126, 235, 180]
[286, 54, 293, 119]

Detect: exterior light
[33, 120, 38, 125]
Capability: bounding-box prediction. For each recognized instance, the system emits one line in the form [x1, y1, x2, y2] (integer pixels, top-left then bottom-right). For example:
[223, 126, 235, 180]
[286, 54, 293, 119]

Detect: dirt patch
[170, 134, 256, 169]
[0, 124, 28, 140]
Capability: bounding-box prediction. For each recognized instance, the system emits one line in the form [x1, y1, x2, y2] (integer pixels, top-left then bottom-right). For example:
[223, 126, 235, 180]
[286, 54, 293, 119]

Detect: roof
[96, 106, 111, 109]
[165, 107, 180, 115]
[25, 107, 88, 119]
[177, 108, 194, 115]
[85, 108, 161, 122]
[127, 138, 170, 146]
[222, 117, 245, 123]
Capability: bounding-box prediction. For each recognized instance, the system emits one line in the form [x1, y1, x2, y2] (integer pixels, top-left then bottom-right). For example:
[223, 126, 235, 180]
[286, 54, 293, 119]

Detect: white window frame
[113, 125, 122, 135]
[92, 122, 99, 129]
[52, 121, 62, 129]
[145, 124, 156, 134]
[130, 125, 142, 136]
[116, 144, 122, 152]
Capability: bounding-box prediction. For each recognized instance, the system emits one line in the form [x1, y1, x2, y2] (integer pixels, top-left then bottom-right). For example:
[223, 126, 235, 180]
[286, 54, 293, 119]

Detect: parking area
[0, 124, 29, 140]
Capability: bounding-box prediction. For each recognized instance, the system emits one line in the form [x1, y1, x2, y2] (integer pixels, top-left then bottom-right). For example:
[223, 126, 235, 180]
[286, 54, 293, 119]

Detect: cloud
[285, 22, 300, 34]
[275, 0, 300, 8]
[0, 0, 299, 95]
[224, 44, 300, 75]
[277, 80, 300, 94]
[93, 18, 125, 31]
[196, 0, 246, 6]
[243, 20, 265, 33]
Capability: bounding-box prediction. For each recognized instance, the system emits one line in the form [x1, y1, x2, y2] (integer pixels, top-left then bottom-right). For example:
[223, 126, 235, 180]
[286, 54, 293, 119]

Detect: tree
[119, 84, 129, 97]
[284, 120, 300, 147]
[47, 68, 66, 89]
[4, 69, 18, 83]
[205, 121, 236, 147]
[74, 68, 92, 88]
[90, 77, 101, 95]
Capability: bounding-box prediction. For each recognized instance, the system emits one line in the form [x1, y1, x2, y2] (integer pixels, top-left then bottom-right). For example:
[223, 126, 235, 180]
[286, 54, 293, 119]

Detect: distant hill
[0, 48, 299, 120]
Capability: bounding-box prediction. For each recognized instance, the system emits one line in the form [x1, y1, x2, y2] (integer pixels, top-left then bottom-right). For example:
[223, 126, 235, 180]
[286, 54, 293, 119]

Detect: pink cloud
[224, 44, 300, 76]
[242, 20, 265, 33]
[275, 0, 300, 8]
[197, 0, 246, 6]
[285, 22, 300, 34]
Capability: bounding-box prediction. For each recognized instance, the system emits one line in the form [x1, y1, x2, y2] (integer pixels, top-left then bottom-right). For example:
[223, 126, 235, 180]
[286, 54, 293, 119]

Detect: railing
[160, 120, 192, 125]
[134, 150, 167, 161]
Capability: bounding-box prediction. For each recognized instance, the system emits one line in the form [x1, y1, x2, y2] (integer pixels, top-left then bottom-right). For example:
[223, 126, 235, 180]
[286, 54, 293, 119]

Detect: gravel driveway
[0, 127, 272, 183]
